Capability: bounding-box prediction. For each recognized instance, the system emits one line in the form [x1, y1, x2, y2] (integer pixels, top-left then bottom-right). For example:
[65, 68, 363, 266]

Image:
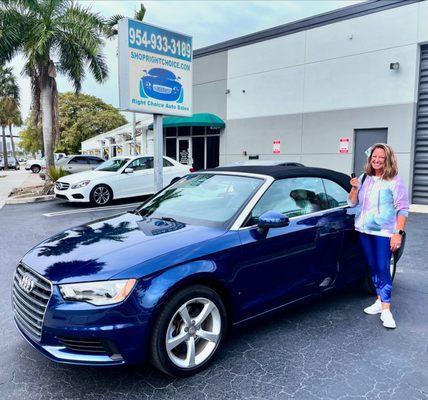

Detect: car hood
[21, 212, 227, 284]
[57, 170, 117, 184]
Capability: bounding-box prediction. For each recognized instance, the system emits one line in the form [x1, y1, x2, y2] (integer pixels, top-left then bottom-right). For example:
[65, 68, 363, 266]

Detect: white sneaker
[380, 310, 397, 329]
[363, 299, 382, 315]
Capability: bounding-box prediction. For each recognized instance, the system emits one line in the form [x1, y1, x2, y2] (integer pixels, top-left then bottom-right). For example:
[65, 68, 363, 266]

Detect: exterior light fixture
[390, 62, 400, 70]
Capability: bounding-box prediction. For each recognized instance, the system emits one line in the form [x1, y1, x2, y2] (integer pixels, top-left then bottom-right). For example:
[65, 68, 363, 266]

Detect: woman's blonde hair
[364, 143, 398, 180]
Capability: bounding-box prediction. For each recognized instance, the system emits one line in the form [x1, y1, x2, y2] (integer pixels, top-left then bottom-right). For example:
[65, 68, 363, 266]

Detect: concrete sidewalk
[0, 170, 43, 209]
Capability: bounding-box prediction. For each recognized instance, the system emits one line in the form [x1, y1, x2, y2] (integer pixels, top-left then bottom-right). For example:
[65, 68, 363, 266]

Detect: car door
[119, 157, 154, 197]
[87, 156, 104, 170]
[321, 178, 366, 285]
[235, 177, 332, 318]
[66, 156, 90, 173]
[162, 157, 182, 185]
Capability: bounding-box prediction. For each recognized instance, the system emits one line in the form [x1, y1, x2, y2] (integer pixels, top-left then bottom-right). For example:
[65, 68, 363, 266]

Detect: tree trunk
[1, 125, 8, 171]
[9, 124, 18, 162]
[41, 83, 54, 181]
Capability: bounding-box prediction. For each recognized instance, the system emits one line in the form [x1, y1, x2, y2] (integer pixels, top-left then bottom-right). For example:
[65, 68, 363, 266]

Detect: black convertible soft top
[211, 166, 352, 192]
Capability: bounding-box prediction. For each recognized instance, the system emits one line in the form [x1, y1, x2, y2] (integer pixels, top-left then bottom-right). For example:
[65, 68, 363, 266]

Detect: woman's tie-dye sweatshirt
[348, 174, 409, 237]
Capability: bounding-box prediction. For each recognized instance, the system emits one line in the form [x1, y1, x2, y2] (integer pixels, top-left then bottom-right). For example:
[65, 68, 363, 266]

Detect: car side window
[88, 157, 103, 165]
[322, 179, 348, 208]
[128, 157, 154, 171]
[163, 158, 173, 167]
[69, 156, 89, 164]
[247, 177, 327, 225]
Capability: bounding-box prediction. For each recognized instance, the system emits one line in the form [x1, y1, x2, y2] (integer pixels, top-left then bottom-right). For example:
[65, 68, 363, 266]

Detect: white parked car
[25, 153, 67, 173]
[54, 155, 192, 206]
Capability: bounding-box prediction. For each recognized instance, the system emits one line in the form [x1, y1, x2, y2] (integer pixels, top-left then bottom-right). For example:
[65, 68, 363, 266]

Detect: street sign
[118, 18, 193, 117]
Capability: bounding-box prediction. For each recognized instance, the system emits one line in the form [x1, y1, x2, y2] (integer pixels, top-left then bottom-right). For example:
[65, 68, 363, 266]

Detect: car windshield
[136, 173, 263, 228]
[95, 158, 130, 172]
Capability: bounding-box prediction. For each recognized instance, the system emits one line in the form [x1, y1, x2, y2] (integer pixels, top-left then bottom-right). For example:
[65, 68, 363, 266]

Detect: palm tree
[8, 106, 22, 162]
[0, 65, 20, 170]
[0, 0, 110, 177]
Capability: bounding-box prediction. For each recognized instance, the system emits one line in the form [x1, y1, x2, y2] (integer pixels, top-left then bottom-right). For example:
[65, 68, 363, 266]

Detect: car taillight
[189, 168, 195, 172]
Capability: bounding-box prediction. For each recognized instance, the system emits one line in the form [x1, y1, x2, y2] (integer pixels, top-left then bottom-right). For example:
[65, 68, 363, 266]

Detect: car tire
[31, 165, 41, 174]
[362, 254, 397, 295]
[150, 285, 227, 377]
[89, 184, 113, 206]
[170, 177, 181, 185]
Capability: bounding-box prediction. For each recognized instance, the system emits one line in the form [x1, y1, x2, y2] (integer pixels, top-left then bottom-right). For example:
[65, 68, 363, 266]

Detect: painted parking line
[43, 202, 142, 217]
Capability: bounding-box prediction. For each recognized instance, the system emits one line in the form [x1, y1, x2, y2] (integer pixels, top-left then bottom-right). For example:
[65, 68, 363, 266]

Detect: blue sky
[12, 0, 361, 125]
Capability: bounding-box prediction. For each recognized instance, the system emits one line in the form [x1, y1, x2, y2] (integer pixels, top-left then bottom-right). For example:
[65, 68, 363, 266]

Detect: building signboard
[273, 140, 281, 154]
[118, 18, 193, 116]
[339, 137, 350, 153]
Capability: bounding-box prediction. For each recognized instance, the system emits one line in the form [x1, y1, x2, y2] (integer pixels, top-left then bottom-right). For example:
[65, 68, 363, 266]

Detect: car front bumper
[13, 285, 152, 366]
[54, 186, 92, 202]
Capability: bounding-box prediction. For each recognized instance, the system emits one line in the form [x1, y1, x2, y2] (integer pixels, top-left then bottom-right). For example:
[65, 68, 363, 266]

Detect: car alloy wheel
[166, 297, 221, 369]
[91, 185, 112, 206]
[150, 285, 226, 377]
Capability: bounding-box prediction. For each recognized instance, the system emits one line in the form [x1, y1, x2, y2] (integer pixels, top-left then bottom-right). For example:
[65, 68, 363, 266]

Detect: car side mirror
[124, 168, 134, 174]
[257, 211, 289, 235]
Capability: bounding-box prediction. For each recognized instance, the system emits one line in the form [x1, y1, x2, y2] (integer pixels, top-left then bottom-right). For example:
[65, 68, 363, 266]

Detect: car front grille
[55, 181, 70, 190]
[153, 84, 172, 94]
[12, 264, 52, 341]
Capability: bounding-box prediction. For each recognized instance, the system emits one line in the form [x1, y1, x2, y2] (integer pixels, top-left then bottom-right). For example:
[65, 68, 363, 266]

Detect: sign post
[153, 114, 163, 190]
[118, 18, 193, 192]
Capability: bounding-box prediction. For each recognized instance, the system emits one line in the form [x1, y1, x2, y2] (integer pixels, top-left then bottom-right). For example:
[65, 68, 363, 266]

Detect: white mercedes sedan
[54, 155, 192, 206]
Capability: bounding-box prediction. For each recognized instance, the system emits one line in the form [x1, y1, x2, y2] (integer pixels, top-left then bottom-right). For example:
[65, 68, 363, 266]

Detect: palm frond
[104, 14, 124, 39]
[134, 4, 146, 21]
[87, 52, 108, 83]
[0, 8, 27, 63]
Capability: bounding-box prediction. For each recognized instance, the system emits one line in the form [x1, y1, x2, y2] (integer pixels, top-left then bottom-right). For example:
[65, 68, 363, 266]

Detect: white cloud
[10, 0, 362, 128]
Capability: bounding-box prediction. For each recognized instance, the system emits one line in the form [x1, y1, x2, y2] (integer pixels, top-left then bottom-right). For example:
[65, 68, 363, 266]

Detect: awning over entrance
[148, 113, 225, 129]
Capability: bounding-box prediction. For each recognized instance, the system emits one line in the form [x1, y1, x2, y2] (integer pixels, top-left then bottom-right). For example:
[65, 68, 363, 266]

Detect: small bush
[46, 166, 70, 182]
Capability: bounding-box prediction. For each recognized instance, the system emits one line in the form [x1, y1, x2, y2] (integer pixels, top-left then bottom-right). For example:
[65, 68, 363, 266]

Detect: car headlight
[71, 180, 91, 189]
[59, 279, 137, 306]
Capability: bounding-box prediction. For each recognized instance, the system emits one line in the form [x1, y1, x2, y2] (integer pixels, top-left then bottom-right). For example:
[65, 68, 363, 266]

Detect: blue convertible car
[12, 166, 396, 377]
[139, 68, 183, 102]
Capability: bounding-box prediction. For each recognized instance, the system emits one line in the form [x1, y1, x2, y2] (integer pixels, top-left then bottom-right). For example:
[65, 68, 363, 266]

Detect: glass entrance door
[177, 138, 192, 166]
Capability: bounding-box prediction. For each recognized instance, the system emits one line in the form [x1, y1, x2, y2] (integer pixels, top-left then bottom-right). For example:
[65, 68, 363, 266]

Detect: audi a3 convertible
[12, 166, 394, 377]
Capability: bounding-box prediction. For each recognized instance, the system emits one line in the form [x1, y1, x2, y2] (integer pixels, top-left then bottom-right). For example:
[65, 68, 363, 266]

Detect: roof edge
[194, 0, 422, 59]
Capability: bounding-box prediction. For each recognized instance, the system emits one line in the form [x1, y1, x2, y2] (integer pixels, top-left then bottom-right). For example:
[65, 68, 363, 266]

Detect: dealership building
[82, 0, 428, 204]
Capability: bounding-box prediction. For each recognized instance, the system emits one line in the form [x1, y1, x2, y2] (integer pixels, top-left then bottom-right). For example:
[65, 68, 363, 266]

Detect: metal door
[413, 45, 428, 204]
[353, 129, 388, 176]
[177, 138, 192, 166]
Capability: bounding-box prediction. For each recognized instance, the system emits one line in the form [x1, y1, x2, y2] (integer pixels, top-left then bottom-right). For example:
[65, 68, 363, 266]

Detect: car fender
[137, 259, 233, 328]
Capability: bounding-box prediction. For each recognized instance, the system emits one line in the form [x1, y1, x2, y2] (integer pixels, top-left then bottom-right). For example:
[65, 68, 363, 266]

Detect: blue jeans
[358, 232, 393, 303]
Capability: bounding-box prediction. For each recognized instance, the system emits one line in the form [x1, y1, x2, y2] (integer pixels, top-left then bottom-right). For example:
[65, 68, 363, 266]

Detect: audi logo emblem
[19, 273, 35, 294]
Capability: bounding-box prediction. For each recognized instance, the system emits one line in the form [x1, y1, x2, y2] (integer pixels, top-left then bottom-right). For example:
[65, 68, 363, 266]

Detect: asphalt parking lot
[0, 199, 427, 400]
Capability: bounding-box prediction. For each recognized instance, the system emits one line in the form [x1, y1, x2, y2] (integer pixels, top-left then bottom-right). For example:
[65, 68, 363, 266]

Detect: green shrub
[46, 166, 70, 182]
